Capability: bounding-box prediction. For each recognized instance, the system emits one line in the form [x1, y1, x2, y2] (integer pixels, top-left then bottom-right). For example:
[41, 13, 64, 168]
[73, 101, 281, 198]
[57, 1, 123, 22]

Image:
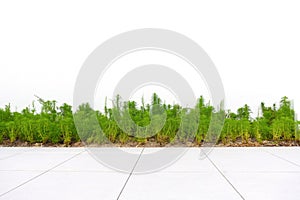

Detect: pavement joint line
[2, 169, 300, 173]
[262, 149, 300, 168]
[0, 148, 37, 161]
[0, 149, 86, 198]
[116, 147, 145, 200]
[203, 150, 245, 200]
[2, 169, 300, 174]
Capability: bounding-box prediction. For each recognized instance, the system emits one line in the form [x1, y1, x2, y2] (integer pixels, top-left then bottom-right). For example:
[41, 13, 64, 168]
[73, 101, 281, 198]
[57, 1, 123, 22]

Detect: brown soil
[0, 139, 299, 148]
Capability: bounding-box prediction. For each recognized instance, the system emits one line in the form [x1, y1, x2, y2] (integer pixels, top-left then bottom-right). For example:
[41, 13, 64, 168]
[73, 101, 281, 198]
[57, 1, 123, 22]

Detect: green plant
[0, 95, 298, 146]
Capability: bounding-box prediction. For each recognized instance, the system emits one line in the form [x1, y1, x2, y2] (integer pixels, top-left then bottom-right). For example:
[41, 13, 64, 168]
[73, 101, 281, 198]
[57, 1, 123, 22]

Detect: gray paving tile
[1, 171, 129, 200]
[0, 147, 299, 200]
[0, 148, 35, 160]
[0, 148, 84, 171]
[119, 148, 243, 199]
[207, 147, 300, 172]
[86, 147, 144, 173]
[53, 151, 113, 172]
[205, 147, 300, 200]
[134, 148, 215, 173]
[53, 148, 144, 173]
[119, 172, 242, 200]
[262, 147, 300, 167]
[0, 171, 40, 195]
[223, 172, 300, 200]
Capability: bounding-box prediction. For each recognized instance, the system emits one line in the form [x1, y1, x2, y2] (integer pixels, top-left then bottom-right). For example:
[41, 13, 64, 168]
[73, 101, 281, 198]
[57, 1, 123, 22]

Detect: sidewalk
[0, 147, 299, 200]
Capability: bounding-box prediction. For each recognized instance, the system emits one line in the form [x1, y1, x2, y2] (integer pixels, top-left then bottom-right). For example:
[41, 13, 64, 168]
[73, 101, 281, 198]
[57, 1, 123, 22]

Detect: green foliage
[0, 95, 299, 146]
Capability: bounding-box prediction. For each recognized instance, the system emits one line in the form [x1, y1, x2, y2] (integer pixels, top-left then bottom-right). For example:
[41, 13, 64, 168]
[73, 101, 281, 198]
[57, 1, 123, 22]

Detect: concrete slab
[87, 147, 144, 173]
[135, 148, 215, 173]
[53, 148, 144, 173]
[262, 147, 300, 167]
[119, 172, 242, 200]
[2, 171, 129, 200]
[0, 147, 299, 200]
[0, 147, 35, 160]
[0, 148, 84, 171]
[0, 171, 40, 195]
[206, 147, 300, 200]
[223, 172, 300, 200]
[53, 151, 113, 172]
[207, 147, 300, 172]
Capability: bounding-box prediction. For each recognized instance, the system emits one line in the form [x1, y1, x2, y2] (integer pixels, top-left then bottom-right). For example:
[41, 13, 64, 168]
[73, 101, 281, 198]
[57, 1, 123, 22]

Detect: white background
[1, 0, 300, 118]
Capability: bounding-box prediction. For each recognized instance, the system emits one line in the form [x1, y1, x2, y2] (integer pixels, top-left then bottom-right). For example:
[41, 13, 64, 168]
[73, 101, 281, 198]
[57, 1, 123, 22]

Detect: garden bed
[1, 139, 299, 148]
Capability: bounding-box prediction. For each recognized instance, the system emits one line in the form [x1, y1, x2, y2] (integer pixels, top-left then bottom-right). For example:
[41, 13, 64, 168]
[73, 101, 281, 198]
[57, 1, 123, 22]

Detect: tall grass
[0, 95, 299, 146]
